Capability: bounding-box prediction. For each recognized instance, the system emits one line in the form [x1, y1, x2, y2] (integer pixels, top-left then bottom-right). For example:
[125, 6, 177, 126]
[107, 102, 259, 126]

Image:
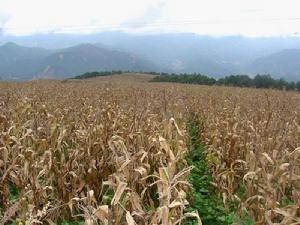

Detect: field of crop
[0, 74, 300, 225]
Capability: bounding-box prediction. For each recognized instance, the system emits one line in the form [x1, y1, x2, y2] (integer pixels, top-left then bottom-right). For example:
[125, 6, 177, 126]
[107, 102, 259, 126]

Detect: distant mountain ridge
[37, 43, 158, 78]
[248, 49, 300, 81]
[1, 32, 300, 80]
[0, 42, 51, 79]
[0, 42, 158, 79]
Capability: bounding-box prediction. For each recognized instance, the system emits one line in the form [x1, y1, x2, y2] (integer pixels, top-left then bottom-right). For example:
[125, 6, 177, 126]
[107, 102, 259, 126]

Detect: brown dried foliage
[0, 76, 299, 224]
[0, 78, 199, 225]
[188, 87, 300, 224]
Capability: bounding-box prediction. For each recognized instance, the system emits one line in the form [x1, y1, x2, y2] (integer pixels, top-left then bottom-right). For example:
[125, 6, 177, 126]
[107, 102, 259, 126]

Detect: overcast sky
[1, 0, 300, 36]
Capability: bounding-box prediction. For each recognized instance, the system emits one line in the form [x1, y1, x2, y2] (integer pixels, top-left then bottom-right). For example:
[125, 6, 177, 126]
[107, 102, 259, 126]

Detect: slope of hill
[4, 32, 300, 79]
[93, 32, 300, 78]
[0, 42, 51, 79]
[95, 33, 245, 76]
[70, 72, 157, 83]
[2, 33, 300, 80]
[248, 49, 300, 81]
[37, 44, 159, 78]
[0, 43, 158, 79]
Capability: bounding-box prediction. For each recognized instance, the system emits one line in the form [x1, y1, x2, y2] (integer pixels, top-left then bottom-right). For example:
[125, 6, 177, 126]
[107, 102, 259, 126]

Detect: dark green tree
[253, 74, 275, 88]
[218, 75, 252, 87]
[296, 81, 300, 91]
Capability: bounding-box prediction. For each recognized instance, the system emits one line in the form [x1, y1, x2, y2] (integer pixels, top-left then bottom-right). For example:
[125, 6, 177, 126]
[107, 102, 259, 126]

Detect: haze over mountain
[37, 43, 158, 78]
[0, 41, 158, 79]
[1, 32, 300, 80]
[0, 42, 51, 79]
[247, 49, 300, 81]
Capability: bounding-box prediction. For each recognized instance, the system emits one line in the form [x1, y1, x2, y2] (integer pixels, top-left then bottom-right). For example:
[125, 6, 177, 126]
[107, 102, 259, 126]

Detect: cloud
[0, 0, 163, 34]
[0, 13, 9, 26]
[0, 13, 10, 36]
[120, 1, 165, 29]
[1, 0, 300, 36]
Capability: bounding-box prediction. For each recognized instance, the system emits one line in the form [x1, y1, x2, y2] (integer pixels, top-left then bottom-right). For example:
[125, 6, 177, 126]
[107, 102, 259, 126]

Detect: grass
[8, 182, 19, 202]
[185, 119, 254, 225]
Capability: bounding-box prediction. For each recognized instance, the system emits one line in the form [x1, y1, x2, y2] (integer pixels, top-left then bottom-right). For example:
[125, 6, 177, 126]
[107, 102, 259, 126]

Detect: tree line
[151, 73, 300, 91]
[71, 70, 300, 92]
[73, 70, 123, 79]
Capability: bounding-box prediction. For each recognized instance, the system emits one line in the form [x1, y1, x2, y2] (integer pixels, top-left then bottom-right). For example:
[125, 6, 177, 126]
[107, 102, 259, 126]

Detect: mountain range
[248, 49, 300, 81]
[0, 42, 157, 79]
[0, 32, 300, 80]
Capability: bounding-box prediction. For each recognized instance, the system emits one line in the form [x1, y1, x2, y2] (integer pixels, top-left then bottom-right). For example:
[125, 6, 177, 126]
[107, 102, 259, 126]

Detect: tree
[273, 78, 289, 90]
[219, 75, 252, 87]
[253, 74, 275, 88]
[286, 81, 296, 91]
[296, 81, 300, 91]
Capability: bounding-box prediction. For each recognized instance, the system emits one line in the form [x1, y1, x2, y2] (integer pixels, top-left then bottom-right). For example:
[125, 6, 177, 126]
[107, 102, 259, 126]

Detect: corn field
[0, 75, 299, 224]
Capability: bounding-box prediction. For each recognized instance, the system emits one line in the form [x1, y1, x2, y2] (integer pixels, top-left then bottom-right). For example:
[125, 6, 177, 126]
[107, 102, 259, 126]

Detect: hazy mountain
[96, 33, 241, 76]
[92, 33, 300, 78]
[0, 33, 101, 49]
[1, 32, 300, 80]
[0, 42, 51, 79]
[0, 42, 158, 79]
[92, 33, 300, 79]
[37, 43, 159, 78]
[248, 49, 300, 81]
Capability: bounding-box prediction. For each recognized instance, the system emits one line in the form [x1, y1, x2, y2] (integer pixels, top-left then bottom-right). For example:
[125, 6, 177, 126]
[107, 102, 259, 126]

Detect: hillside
[248, 49, 300, 81]
[95, 33, 245, 77]
[92, 32, 300, 78]
[72, 72, 156, 83]
[0, 43, 51, 79]
[0, 42, 158, 79]
[4, 32, 300, 80]
[2, 34, 300, 80]
[37, 44, 158, 78]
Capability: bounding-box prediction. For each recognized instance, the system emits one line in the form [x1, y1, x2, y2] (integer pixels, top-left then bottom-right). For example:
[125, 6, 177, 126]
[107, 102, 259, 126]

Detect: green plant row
[184, 119, 254, 225]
